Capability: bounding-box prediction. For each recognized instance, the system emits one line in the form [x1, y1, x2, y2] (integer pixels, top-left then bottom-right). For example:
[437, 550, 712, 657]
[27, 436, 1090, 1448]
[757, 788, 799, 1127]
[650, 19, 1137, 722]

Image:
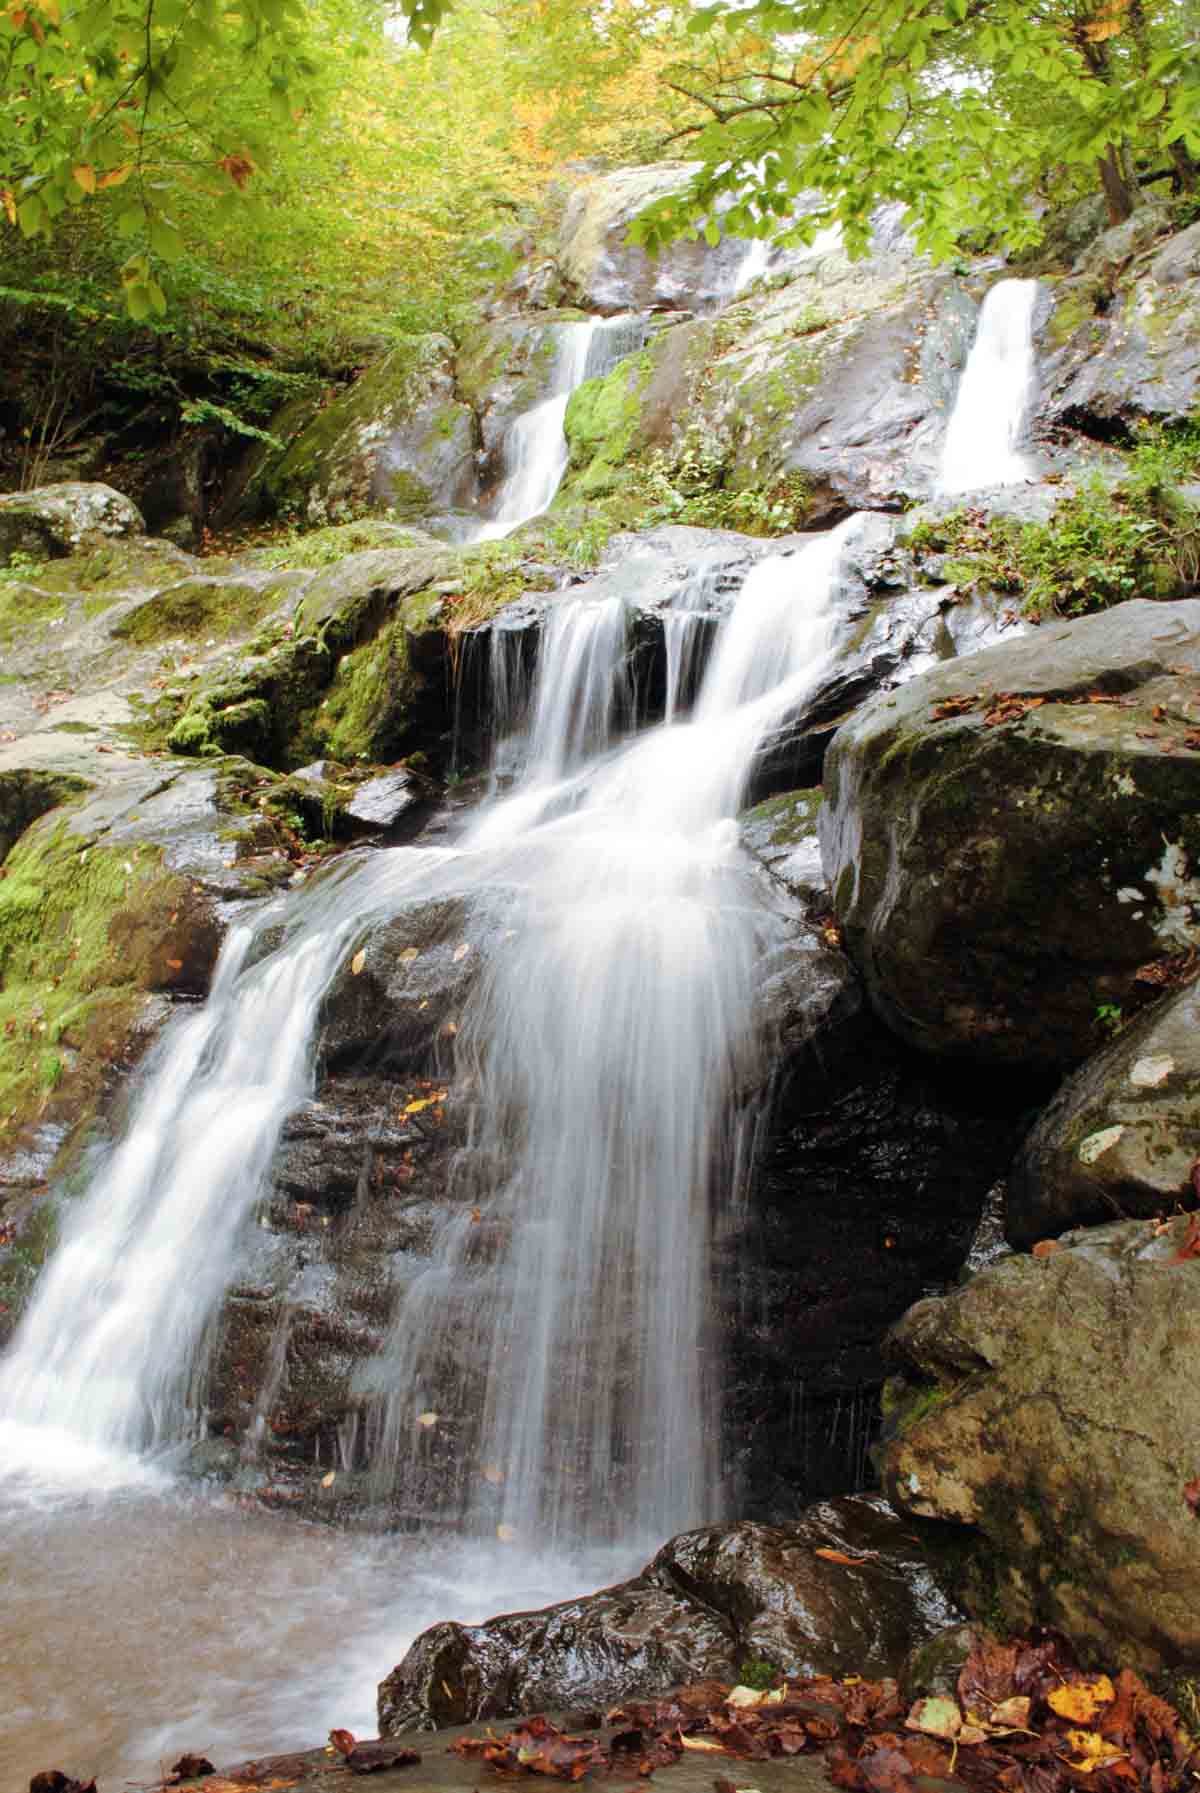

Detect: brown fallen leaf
[344, 1743, 421, 1775]
[815, 1547, 873, 1565]
[169, 1756, 215, 1782]
[1169, 1214, 1200, 1263]
[1031, 1239, 1061, 1259]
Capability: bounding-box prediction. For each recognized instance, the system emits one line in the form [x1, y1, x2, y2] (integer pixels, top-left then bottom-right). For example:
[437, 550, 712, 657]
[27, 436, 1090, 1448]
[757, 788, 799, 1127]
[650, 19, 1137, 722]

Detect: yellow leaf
[399, 946, 419, 963]
[1048, 1677, 1116, 1724]
[496, 1522, 517, 1542]
[906, 1697, 962, 1741]
[680, 1736, 727, 1754]
[71, 164, 95, 194]
[97, 163, 133, 189]
[727, 1686, 771, 1709]
[1083, 0, 1127, 41]
[350, 948, 366, 976]
[1, 187, 15, 225]
[1062, 1729, 1127, 1774]
[38, 0, 59, 20]
[416, 1410, 438, 1428]
[321, 1470, 336, 1487]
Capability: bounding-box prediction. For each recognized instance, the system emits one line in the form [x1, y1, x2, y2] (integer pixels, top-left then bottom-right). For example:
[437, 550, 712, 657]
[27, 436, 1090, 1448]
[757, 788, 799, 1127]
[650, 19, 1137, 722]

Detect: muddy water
[1, 1447, 635, 1788]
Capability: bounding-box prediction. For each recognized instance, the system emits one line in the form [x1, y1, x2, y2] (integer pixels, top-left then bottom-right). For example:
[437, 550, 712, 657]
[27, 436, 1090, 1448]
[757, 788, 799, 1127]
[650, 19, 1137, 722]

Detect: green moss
[312, 622, 416, 762]
[113, 577, 289, 645]
[0, 1200, 59, 1340]
[0, 815, 196, 1140]
[564, 348, 658, 493]
[248, 518, 423, 572]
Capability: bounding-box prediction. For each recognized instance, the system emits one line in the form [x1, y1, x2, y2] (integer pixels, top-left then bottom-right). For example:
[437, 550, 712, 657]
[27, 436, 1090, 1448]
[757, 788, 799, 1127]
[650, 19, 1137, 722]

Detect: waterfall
[0, 850, 450, 1478]
[1, 517, 859, 1548]
[938, 278, 1039, 494]
[473, 314, 646, 542]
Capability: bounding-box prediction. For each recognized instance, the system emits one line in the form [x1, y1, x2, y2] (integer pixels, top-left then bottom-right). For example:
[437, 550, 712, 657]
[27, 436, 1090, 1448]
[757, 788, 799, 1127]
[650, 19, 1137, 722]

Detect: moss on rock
[0, 810, 220, 1143]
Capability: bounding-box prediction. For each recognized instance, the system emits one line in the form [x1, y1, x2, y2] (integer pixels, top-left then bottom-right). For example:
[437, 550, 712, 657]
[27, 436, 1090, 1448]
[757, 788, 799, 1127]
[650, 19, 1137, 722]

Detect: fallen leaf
[1061, 1726, 1128, 1773]
[1031, 1240, 1061, 1259]
[497, 1522, 517, 1542]
[815, 1547, 871, 1565]
[350, 949, 366, 976]
[482, 1463, 505, 1484]
[1183, 1478, 1200, 1514]
[416, 1411, 438, 1428]
[399, 947, 419, 963]
[1048, 1676, 1116, 1723]
[1170, 1215, 1200, 1263]
[329, 1730, 357, 1758]
[321, 1470, 336, 1488]
[680, 1735, 727, 1753]
[905, 1696, 963, 1740]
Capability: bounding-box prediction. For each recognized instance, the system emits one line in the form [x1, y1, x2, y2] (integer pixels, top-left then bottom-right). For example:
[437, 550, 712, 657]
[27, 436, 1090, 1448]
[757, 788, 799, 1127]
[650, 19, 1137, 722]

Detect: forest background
[2, 0, 1199, 492]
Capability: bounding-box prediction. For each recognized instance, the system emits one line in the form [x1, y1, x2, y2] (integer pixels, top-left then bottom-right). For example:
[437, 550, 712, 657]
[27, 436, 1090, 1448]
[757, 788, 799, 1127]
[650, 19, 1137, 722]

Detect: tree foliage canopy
[630, 0, 1200, 260]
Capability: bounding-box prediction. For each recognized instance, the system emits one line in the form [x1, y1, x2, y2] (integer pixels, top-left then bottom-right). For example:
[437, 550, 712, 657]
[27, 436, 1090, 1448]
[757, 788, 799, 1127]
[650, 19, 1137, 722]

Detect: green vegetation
[736, 1657, 782, 1691]
[629, 1, 1200, 263]
[0, 813, 198, 1136]
[909, 426, 1200, 619]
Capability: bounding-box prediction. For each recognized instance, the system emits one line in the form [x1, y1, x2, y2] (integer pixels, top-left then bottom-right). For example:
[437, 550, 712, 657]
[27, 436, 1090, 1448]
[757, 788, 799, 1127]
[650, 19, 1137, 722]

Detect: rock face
[1037, 219, 1200, 439]
[821, 599, 1200, 1070]
[556, 163, 752, 313]
[1008, 976, 1200, 1246]
[377, 1497, 963, 1731]
[561, 240, 963, 526]
[0, 482, 144, 556]
[880, 1214, 1200, 1669]
[246, 338, 478, 527]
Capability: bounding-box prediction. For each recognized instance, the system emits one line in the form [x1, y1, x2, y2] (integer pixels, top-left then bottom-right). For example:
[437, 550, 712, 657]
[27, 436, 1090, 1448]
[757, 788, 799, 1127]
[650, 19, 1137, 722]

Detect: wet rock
[247, 339, 478, 526]
[722, 976, 1037, 1513]
[879, 1213, 1200, 1668]
[344, 770, 423, 831]
[455, 316, 572, 490]
[377, 1496, 963, 1732]
[821, 598, 1200, 1070]
[0, 482, 144, 558]
[1008, 975, 1200, 1246]
[740, 789, 827, 909]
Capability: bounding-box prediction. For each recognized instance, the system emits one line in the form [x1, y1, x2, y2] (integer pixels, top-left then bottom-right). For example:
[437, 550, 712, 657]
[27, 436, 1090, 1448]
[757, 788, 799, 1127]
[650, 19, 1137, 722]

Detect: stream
[0, 274, 1039, 1785]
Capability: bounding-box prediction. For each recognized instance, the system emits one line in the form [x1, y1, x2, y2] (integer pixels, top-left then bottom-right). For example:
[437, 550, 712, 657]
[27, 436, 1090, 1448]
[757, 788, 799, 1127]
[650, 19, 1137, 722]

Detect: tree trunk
[1098, 143, 1137, 224]
[1169, 138, 1199, 194]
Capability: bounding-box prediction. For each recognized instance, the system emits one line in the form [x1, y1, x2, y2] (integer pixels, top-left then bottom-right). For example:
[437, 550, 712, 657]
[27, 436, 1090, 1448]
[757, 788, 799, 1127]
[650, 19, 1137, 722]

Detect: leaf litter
[446, 1635, 1198, 1791]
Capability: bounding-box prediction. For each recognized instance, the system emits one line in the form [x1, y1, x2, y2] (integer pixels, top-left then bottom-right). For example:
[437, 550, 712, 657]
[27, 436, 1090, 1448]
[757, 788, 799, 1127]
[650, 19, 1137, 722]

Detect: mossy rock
[821, 598, 1200, 1069]
[0, 807, 222, 1148]
[248, 337, 478, 525]
[113, 570, 309, 646]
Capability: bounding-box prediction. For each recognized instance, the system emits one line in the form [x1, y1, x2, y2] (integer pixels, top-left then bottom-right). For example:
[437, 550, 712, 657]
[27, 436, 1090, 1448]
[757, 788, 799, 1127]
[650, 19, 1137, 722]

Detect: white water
[938, 277, 1039, 493]
[1, 515, 859, 1773]
[473, 315, 646, 541]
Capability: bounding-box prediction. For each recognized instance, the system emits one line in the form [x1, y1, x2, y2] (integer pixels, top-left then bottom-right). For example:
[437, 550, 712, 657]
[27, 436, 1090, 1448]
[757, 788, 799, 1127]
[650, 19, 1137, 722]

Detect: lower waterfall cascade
[1, 514, 861, 1784]
[0, 271, 1054, 1780]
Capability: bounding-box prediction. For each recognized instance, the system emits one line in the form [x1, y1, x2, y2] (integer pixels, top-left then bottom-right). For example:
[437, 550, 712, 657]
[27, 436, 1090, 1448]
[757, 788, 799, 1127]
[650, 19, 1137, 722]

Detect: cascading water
[938, 278, 1039, 493]
[366, 523, 855, 1547]
[1, 512, 861, 1776]
[0, 851, 451, 1473]
[473, 314, 646, 541]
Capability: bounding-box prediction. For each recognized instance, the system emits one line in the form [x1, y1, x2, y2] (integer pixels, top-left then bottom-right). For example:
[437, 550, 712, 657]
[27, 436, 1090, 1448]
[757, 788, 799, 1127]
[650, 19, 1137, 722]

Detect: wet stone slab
[169, 1718, 834, 1793]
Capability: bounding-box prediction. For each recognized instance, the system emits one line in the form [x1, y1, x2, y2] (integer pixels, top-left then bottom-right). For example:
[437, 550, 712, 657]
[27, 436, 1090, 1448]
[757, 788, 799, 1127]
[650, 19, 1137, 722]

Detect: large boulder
[377, 1497, 963, 1731]
[879, 1214, 1200, 1669]
[246, 338, 478, 526]
[556, 163, 752, 313]
[821, 599, 1200, 1070]
[1008, 975, 1200, 1246]
[1037, 219, 1200, 438]
[562, 256, 972, 524]
[0, 482, 144, 558]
